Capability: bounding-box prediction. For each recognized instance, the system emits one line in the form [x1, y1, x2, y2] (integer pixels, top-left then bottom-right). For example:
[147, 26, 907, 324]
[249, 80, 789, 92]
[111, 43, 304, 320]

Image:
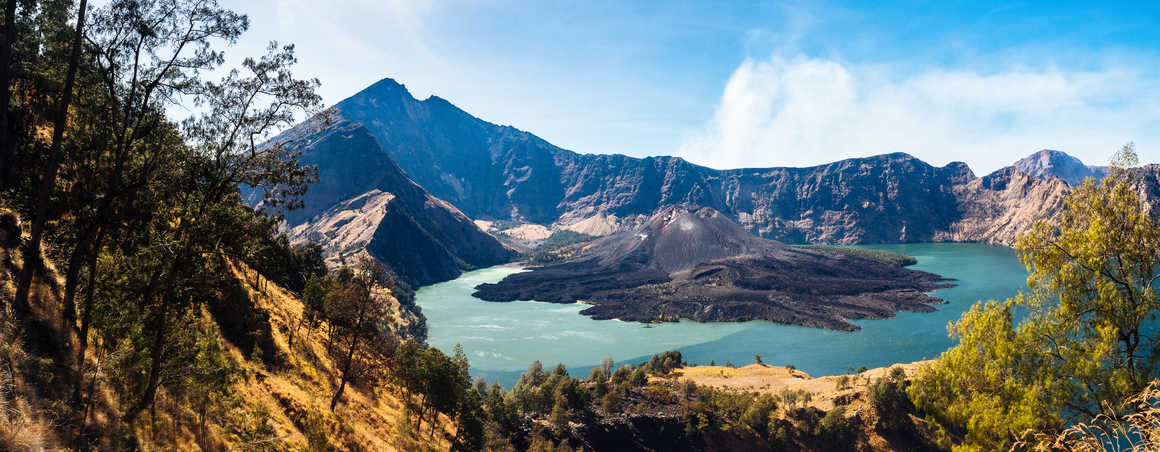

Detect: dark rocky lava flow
[473, 206, 954, 331]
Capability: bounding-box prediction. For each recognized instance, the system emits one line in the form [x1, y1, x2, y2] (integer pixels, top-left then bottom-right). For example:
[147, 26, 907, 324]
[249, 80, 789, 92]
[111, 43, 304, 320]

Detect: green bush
[867, 368, 915, 435]
[799, 245, 918, 267]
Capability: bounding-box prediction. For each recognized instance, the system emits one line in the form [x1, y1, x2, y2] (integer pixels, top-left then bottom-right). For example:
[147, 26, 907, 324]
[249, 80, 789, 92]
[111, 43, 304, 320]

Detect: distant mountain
[267, 119, 516, 286]
[1013, 149, 1108, 187]
[473, 206, 951, 331]
[312, 77, 1084, 246]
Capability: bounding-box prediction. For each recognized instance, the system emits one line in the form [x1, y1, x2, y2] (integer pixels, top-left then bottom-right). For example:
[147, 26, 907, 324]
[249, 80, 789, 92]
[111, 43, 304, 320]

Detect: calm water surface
[416, 243, 1026, 386]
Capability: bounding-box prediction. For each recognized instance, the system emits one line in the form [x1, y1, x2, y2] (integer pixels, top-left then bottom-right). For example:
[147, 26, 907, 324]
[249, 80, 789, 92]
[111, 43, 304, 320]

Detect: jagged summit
[1012, 149, 1109, 187]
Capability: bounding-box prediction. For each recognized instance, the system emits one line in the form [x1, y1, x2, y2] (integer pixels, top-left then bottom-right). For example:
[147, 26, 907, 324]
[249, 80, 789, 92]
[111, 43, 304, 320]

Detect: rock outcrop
[937, 167, 1072, 244]
[473, 206, 951, 331]
[1013, 149, 1108, 187]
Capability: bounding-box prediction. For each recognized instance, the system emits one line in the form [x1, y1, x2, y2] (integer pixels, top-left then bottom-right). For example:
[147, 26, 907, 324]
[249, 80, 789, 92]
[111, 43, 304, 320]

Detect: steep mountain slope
[269, 119, 516, 286]
[0, 241, 436, 451]
[311, 78, 1078, 246]
[938, 167, 1073, 244]
[474, 206, 951, 331]
[1014, 149, 1109, 187]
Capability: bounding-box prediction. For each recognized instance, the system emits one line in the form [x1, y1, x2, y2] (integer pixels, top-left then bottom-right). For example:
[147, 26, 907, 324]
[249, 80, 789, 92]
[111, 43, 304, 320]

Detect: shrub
[630, 367, 648, 386]
[819, 406, 857, 445]
[867, 371, 915, 435]
[835, 375, 851, 390]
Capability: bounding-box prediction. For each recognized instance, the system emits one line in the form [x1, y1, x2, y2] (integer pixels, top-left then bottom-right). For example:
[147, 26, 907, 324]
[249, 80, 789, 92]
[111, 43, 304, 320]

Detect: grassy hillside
[0, 240, 445, 451]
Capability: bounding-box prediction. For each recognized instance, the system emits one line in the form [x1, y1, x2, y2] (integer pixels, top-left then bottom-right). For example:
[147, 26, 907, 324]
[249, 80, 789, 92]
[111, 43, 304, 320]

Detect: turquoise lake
[415, 243, 1027, 386]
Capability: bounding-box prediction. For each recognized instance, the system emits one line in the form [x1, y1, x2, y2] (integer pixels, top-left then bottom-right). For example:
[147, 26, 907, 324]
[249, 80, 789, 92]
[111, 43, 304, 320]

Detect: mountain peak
[1012, 149, 1107, 187]
[338, 77, 418, 108]
[366, 77, 407, 92]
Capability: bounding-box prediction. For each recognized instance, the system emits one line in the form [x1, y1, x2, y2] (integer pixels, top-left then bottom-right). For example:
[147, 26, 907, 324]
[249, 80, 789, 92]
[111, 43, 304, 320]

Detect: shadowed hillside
[261, 119, 518, 287]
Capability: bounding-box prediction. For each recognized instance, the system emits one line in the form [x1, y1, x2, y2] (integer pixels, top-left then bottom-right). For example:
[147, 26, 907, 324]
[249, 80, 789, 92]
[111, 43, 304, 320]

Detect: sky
[212, 0, 1160, 174]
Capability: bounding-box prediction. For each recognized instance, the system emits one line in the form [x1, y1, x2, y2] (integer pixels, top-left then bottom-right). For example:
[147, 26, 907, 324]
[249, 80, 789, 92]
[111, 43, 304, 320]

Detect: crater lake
[415, 243, 1025, 386]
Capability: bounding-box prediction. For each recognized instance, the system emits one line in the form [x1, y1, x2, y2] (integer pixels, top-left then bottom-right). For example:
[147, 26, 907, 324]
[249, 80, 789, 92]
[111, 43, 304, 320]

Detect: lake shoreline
[418, 243, 1025, 387]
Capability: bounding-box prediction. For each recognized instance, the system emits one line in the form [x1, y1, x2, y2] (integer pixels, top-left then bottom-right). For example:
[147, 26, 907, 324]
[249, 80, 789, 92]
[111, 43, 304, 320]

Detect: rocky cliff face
[310, 78, 1086, 246]
[937, 167, 1072, 244]
[269, 118, 517, 286]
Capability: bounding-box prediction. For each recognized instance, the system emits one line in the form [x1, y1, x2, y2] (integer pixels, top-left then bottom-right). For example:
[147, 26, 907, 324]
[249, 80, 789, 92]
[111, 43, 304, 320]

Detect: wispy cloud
[677, 54, 1160, 173]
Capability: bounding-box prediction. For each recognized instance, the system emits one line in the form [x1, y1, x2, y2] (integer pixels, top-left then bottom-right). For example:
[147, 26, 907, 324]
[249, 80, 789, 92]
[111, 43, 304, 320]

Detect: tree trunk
[121, 254, 181, 424]
[123, 298, 169, 424]
[0, 0, 19, 187]
[330, 334, 359, 411]
[13, 0, 89, 319]
[288, 311, 305, 355]
[71, 227, 104, 407]
[61, 234, 92, 333]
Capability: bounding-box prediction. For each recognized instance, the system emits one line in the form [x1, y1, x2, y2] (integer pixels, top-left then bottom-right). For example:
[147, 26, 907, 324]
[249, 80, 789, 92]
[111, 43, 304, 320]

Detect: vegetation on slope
[0, 0, 443, 448]
[522, 230, 597, 266]
[908, 144, 1160, 451]
[798, 246, 919, 267]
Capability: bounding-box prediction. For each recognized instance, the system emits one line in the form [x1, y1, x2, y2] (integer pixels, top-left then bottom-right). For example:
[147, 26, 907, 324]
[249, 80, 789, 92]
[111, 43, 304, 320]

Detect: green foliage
[642, 350, 683, 375]
[630, 367, 648, 386]
[819, 406, 857, 446]
[601, 386, 625, 413]
[739, 394, 778, 435]
[786, 407, 824, 437]
[611, 364, 632, 385]
[549, 390, 571, 434]
[524, 230, 597, 265]
[0, 0, 330, 444]
[775, 388, 812, 408]
[867, 367, 915, 435]
[325, 259, 397, 410]
[835, 375, 851, 390]
[799, 245, 918, 266]
[910, 145, 1160, 451]
[682, 379, 698, 398]
[302, 275, 339, 325]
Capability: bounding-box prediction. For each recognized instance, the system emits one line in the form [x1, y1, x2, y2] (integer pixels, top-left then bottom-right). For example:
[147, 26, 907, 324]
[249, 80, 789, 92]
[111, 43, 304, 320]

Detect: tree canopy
[910, 144, 1160, 451]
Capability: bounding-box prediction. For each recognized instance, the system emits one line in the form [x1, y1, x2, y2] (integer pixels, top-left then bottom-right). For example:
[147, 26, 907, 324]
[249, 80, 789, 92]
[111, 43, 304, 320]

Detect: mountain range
[261, 77, 1130, 287]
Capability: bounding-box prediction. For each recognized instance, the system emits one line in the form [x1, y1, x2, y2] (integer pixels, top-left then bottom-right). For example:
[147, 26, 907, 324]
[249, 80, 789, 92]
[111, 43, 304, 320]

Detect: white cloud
[677, 54, 1160, 174]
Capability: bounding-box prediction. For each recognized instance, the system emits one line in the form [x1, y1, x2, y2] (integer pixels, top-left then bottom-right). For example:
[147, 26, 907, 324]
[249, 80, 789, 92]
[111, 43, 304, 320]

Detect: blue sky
[217, 0, 1160, 173]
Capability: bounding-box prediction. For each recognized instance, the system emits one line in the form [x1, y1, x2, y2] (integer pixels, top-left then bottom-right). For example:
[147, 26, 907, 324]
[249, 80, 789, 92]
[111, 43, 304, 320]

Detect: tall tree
[60, 0, 251, 415]
[121, 40, 320, 424]
[0, 0, 18, 183]
[326, 258, 396, 410]
[13, 0, 87, 320]
[909, 143, 1160, 451]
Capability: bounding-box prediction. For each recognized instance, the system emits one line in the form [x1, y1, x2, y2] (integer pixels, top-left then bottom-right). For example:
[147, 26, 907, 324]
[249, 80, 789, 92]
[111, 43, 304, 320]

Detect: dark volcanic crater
[472, 206, 954, 331]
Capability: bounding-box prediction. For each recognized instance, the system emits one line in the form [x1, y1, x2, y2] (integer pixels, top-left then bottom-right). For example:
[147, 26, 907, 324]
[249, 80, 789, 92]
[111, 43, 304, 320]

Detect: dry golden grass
[0, 239, 450, 451]
[0, 397, 58, 452]
[0, 248, 62, 451]
[224, 260, 453, 451]
[1020, 381, 1160, 452]
[674, 361, 930, 412]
